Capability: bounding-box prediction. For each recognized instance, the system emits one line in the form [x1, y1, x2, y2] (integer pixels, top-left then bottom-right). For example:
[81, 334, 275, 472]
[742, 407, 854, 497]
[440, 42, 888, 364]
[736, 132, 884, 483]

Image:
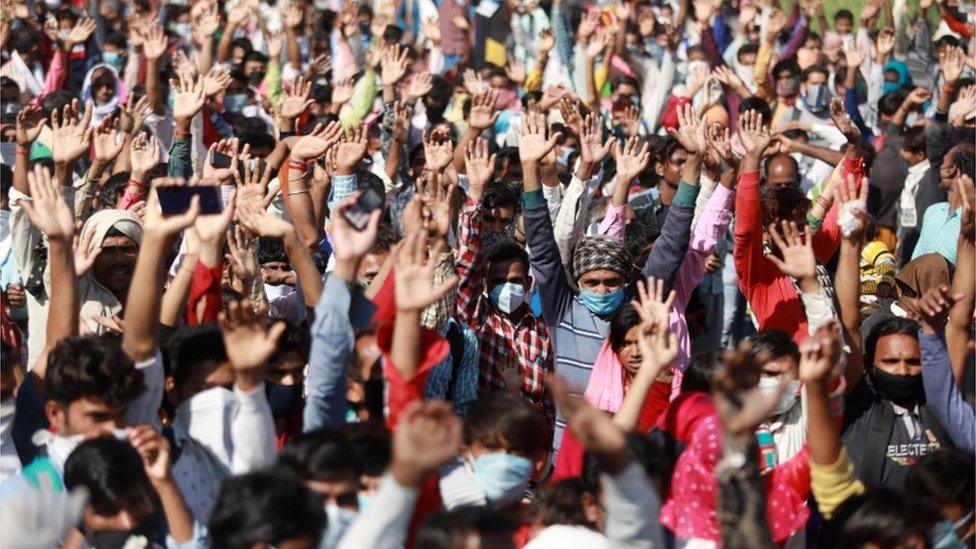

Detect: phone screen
[157, 186, 223, 216]
[341, 188, 384, 230]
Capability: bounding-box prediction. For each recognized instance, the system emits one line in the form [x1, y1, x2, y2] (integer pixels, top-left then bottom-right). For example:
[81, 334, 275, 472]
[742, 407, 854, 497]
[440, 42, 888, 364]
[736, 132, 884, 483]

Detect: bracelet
[287, 188, 310, 196]
[942, 84, 955, 96]
[815, 195, 832, 211]
[287, 158, 308, 170]
[174, 128, 191, 139]
[16, 146, 29, 156]
[128, 179, 143, 188]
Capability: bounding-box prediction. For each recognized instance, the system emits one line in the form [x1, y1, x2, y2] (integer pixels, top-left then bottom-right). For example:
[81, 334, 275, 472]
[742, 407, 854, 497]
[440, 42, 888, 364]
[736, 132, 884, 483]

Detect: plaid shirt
[456, 199, 555, 433]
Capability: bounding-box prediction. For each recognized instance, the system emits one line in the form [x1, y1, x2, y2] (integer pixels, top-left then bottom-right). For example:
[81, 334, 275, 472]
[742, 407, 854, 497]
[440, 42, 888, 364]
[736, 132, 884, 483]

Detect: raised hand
[394, 230, 458, 312]
[335, 124, 368, 175]
[706, 123, 736, 166]
[406, 72, 434, 102]
[235, 157, 279, 212]
[290, 120, 343, 161]
[203, 138, 243, 183]
[505, 58, 526, 86]
[738, 109, 772, 155]
[957, 175, 974, 244]
[836, 174, 869, 242]
[828, 98, 861, 141]
[17, 165, 74, 241]
[192, 180, 236, 242]
[713, 344, 787, 436]
[613, 136, 651, 184]
[843, 39, 865, 68]
[93, 116, 124, 163]
[266, 32, 283, 59]
[940, 46, 966, 85]
[51, 100, 93, 164]
[462, 68, 485, 95]
[516, 110, 561, 164]
[391, 101, 411, 143]
[142, 24, 167, 61]
[203, 66, 232, 98]
[331, 77, 356, 106]
[237, 193, 295, 238]
[767, 8, 787, 37]
[381, 43, 410, 86]
[875, 28, 895, 58]
[906, 86, 932, 106]
[632, 277, 679, 368]
[464, 137, 496, 202]
[418, 172, 457, 240]
[668, 103, 707, 154]
[577, 9, 601, 42]
[558, 96, 584, 137]
[193, 1, 220, 37]
[422, 129, 454, 172]
[798, 319, 842, 384]
[281, 1, 303, 29]
[391, 400, 462, 487]
[632, 277, 676, 328]
[468, 89, 499, 131]
[130, 132, 161, 175]
[119, 96, 153, 135]
[330, 191, 381, 263]
[128, 425, 175, 484]
[226, 224, 258, 292]
[219, 300, 286, 387]
[15, 104, 44, 146]
[860, 0, 883, 21]
[309, 53, 332, 76]
[538, 28, 556, 55]
[280, 75, 314, 119]
[65, 16, 96, 51]
[170, 72, 205, 120]
[618, 104, 642, 138]
[916, 284, 964, 332]
[577, 113, 615, 166]
[766, 221, 817, 280]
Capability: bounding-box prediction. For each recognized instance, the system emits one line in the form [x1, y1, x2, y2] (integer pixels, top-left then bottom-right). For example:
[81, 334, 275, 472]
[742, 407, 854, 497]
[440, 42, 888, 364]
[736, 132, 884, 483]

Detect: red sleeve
[942, 8, 973, 38]
[732, 170, 766, 299]
[376, 322, 450, 430]
[371, 270, 397, 326]
[813, 155, 864, 263]
[186, 261, 223, 325]
[637, 378, 673, 433]
[550, 427, 585, 483]
[771, 445, 812, 501]
[116, 180, 146, 210]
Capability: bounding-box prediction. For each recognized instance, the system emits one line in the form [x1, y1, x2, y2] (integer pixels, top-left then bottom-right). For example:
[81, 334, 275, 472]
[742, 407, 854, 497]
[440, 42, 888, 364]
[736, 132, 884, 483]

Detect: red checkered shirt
[455, 199, 555, 433]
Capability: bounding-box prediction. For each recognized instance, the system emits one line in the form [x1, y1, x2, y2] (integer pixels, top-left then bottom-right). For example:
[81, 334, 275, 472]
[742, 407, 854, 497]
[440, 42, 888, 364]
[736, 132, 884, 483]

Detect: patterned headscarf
[571, 235, 632, 282]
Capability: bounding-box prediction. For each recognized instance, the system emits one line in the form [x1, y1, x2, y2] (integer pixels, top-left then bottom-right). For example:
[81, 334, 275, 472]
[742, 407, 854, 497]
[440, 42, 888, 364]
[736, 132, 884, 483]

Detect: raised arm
[946, 177, 974, 381]
[455, 138, 496, 326]
[833, 175, 868, 388]
[733, 110, 775, 293]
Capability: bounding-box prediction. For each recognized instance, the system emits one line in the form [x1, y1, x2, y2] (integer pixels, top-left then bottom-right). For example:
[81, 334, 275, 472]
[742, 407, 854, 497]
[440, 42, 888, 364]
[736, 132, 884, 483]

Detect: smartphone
[211, 150, 233, 169]
[342, 187, 384, 230]
[157, 186, 223, 216]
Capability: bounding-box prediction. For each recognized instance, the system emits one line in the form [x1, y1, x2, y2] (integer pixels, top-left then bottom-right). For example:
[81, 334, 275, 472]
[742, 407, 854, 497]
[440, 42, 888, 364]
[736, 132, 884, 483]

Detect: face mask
[579, 288, 625, 316]
[172, 22, 192, 39]
[556, 146, 575, 168]
[801, 83, 830, 114]
[357, 492, 374, 513]
[932, 517, 968, 549]
[0, 399, 15, 444]
[758, 377, 801, 417]
[321, 504, 358, 549]
[247, 71, 266, 87]
[174, 386, 236, 463]
[266, 382, 303, 419]
[103, 51, 124, 71]
[776, 76, 801, 97]
[2, 102, 20, 114]
[223, 93, 248, 113]
[869, 368, 924, 405]
[883, 81, 902, 95]
[490, 282, 526, 314]
[471, 453, 533, 508]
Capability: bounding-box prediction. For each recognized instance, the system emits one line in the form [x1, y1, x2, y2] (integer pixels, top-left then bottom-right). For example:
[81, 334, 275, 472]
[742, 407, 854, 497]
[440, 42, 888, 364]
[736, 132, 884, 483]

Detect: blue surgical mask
[321, 504, 357, 549]
[579, 288, 625, 316]
[932, 514, 970, 549]
[224, 93, 248, 113]
[471, 453, 533, 508]
[103, 51, 124, 71]
[357, 492, 374, 513]
[173, 22, 192, 39]
[556, 146, 575, 168]
[489, 282, 526, 314]
[801, 83, 830, 114]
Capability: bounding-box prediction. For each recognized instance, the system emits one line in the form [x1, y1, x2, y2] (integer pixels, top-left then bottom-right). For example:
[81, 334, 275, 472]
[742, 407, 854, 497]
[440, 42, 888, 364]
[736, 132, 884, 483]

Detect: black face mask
[870, 368, 924, 406]
[247, 70, 267, 87]
[266, 382, 304, 419]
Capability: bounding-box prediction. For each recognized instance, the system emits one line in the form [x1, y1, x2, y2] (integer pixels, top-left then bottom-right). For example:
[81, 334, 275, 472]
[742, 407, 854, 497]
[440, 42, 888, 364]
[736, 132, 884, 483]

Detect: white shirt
[899, 159, 931, 230]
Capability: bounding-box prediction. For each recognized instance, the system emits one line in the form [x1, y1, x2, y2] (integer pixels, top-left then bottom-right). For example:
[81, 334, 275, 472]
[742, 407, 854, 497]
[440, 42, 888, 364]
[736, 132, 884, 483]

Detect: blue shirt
[912, 203, 961, 265]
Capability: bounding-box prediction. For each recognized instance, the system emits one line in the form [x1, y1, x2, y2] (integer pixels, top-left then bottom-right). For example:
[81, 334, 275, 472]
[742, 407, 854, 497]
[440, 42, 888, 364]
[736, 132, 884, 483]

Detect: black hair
[950, 144, 975, 177]
[257, 237, 289, 265]
[759, 182, 812, 228]
[611, 75, 641, 92]
[45, 335, 144, 408]
[647, 134, 684, 184]
[933, 34, 960, 51]
[312, 84, 332, 104]
[906, 448, 975, 512]
[483, 240, 530, 275]
[901, 126, 926, 155]
[236, 131, 276, 155]
[417, 506, 517, 549]
[738, 97, 773, 126]
[483, 182, 520, 211]
[834, 9, 855, 21]
[748, 330, 800, 365]
[494, 147, 521, 174]
[0, 165, 12, 199]
[370, 224, 402, 254]
[64, 437, 149, 516]
[822, 489, 941, 548]
[878, 90, 909, 117]
[270, 321, 311, 363]
[383, 25, 404, 44]
[803, 64, 830, 81]
[7, 27, 40, 55]
[772, 59, 801, 79]
[737, 43, 759, 59]
[242, 50, 269, 66]
[608, 303, 642, 352]
[464, 392, 547, 458]
[209, 467, 326, 549]
[42, 91, 76, 121]
[625, 218, 660, 258]
[521, 91, 542, 110]
[278, 428, 362, 481]
[104, 31, 128, 51]
[162, 323, 227, 390]
[581, 433, 666, 494]
[528, 478, 594, 529]
[97, 171, 131, 209]
[864, 317, 919, 368]
[342, 420, 392, 477]
[682, 349, 724, 393]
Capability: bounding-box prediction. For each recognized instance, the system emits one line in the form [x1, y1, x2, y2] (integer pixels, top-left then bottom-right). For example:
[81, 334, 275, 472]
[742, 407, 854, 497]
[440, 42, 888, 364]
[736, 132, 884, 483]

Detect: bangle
[942, 84, 955, 96]
[16, 146, 29, 156]
[174, 128, 191, 139]
[287, 188, 310, 196]
[816, 195, 832, 211]
[287, 158, 308, 170]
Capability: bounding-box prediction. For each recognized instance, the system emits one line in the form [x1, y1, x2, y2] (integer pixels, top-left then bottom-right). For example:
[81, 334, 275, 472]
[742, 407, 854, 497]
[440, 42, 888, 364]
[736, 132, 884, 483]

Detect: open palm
[19, 165, 74, 241]
[394, 231, 458, 312]
[766, 221, 816, 279]
[51, 101, 93, 163]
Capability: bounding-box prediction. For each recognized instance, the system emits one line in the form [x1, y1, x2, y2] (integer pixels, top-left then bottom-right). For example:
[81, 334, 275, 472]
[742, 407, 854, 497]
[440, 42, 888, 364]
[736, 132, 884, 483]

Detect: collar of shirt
[906, 159, 931, 178]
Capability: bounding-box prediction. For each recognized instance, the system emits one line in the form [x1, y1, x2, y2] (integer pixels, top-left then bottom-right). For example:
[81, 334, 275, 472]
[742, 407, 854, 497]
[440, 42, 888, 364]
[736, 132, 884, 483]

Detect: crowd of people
[0, 0, 974, 546]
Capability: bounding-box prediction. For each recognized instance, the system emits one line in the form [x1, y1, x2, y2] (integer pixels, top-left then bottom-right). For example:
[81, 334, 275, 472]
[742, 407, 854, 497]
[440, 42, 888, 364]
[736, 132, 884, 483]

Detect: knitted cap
[571, 236, 632, 281]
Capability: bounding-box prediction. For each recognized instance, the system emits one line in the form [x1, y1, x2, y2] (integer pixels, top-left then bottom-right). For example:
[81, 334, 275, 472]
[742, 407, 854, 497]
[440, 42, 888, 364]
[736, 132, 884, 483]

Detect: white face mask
[174, 386, 236, 464]
[321, 504, 358, 548]
[758, 377, 801, 418]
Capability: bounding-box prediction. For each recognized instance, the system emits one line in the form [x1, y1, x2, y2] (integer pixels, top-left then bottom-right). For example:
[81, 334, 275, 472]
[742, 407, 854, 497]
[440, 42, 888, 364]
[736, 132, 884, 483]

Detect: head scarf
[895, 253, 950, 298]
[582, 340, 626, 412]
[571, 235, 632, 282]
[77, 209, 143, 332]
[80, 63, 128, 127]
[882, 60, 914, 95]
